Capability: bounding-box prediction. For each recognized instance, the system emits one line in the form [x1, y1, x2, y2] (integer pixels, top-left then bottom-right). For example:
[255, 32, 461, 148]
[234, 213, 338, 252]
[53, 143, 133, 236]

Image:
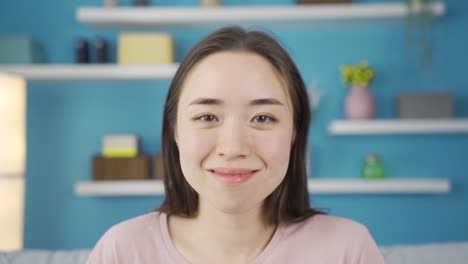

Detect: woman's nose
[215, 120, 251, 160]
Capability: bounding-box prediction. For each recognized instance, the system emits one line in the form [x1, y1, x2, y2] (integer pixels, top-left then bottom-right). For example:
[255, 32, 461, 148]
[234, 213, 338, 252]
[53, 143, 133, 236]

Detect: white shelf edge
[75, 180, 165, 196]
[0, 64, 179, 81]
[328, 119, 468, 135]
[308, 178, 451, 194]
[74, 178, 451, 196]
[77, 2, 445, 27]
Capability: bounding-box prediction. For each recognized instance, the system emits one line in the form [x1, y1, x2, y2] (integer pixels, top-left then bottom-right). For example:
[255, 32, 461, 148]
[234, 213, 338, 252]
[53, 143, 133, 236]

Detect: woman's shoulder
[102, 211, 162, 240]
[86, 211, 166, 263]
[284, 214, 372, 242]
[306, 214, 368, 231]
[272, 214, 384, 263]
[276, 214, 383, 262]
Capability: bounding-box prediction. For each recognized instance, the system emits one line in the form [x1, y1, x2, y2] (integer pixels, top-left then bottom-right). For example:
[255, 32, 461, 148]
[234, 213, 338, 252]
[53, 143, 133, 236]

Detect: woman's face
[175, 51, 295, 215]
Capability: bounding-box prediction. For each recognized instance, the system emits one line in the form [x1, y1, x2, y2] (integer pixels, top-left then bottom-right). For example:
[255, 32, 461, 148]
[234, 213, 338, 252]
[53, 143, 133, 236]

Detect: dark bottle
[133, 0, 148, 6]
[75, 38, 90, 63]
[95, 38, 109, 63]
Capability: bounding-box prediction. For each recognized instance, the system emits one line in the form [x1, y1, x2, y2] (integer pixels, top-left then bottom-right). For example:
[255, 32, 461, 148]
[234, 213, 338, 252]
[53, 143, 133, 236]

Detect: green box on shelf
[0, 36, 43, 64]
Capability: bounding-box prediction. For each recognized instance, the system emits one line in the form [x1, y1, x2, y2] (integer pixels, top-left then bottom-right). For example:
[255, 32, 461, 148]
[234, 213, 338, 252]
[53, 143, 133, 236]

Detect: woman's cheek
[255, 131, 292, 168]
[180, 129, 214, 160]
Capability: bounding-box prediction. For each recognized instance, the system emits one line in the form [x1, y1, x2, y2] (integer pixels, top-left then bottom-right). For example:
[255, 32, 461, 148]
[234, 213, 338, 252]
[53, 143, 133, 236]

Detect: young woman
[87, 26, 384, 264]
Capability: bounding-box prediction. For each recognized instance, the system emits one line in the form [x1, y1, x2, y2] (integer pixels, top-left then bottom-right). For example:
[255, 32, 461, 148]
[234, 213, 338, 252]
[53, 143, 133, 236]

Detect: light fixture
[0, 73, 26, 251]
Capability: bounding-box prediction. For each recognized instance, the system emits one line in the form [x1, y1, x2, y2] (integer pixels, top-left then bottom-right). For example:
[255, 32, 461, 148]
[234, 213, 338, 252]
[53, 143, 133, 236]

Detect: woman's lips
[209, 168, 258, 185]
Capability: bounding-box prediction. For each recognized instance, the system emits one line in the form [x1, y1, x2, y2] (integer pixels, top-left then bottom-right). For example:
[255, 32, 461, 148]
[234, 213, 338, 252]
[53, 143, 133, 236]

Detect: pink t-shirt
[87, 211, 384, 263]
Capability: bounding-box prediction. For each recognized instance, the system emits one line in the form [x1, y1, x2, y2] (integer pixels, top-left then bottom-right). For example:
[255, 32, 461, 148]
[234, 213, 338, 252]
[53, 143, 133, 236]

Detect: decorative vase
[344, 84, 375, 119]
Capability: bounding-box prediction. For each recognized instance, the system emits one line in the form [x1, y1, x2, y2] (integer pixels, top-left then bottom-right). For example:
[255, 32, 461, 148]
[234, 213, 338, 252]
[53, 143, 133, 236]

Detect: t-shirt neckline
[159, 211, 284, 264]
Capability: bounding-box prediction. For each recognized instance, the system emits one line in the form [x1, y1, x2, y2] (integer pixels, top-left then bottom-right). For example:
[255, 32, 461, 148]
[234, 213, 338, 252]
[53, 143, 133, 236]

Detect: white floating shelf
[0, 64, 179, 81]
[308, 178, 450, 194]
[75, 180, 165, 196]
[77, 2, 445, 28]
[329, 119, 468, 135]
[75, 178, 450, 196]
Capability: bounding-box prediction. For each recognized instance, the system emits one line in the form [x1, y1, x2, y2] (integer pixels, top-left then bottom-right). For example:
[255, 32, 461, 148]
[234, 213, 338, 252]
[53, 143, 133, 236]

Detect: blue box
[0, 36, 42, 64]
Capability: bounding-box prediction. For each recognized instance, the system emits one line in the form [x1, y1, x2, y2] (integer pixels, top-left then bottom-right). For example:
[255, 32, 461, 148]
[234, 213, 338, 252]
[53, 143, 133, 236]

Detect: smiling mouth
[209, 169, 259, 185]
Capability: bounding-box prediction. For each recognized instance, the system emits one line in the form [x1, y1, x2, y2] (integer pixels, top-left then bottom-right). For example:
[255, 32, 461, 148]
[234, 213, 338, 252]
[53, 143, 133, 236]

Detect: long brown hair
[158, 26, 323, 225]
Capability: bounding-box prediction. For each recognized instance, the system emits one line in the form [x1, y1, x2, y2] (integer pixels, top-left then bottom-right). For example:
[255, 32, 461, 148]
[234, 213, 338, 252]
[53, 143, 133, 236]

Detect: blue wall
[1, 0, 467, 249]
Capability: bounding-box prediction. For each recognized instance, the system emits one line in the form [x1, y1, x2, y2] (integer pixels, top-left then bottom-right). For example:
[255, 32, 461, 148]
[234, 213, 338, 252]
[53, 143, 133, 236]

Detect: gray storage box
[0, 36, 43, 64]
[397, 92, 453, 119]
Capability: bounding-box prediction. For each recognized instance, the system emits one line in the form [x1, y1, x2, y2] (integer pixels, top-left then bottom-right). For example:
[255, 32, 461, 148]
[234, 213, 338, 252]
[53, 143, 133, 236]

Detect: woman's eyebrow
[188, 97, 284, 106]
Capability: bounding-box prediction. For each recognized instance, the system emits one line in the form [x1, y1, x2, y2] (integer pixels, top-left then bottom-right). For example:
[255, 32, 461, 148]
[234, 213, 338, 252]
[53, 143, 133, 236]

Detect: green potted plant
[405, 0, 434, 69]
[340, 60, 375, 119]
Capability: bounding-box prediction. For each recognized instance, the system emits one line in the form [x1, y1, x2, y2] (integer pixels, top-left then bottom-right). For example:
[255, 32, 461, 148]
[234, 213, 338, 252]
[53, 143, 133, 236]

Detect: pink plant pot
[345, 84, 375, 119]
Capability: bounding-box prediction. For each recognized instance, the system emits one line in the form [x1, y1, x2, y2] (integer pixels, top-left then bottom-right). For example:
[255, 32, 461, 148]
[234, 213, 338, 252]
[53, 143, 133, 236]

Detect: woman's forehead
[179, 51, 291, 106]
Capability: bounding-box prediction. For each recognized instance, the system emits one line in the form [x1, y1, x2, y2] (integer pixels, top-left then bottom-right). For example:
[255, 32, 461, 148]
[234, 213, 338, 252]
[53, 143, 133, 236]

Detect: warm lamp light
[0, 73, 26, 251]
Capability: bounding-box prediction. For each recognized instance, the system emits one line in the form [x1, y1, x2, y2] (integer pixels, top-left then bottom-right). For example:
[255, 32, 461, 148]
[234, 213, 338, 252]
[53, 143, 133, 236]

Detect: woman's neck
[168, 200, 277, 264]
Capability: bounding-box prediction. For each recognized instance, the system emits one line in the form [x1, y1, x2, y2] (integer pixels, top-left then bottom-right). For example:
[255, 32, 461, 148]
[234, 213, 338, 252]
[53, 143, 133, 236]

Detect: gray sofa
[1, 242, 468, 264]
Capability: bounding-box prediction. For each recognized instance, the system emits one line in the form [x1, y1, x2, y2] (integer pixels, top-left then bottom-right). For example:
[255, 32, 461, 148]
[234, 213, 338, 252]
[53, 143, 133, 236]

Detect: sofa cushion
[0, 250, 90, 264]
[381, 242, 468, 264]
[2, 242, 468, 264]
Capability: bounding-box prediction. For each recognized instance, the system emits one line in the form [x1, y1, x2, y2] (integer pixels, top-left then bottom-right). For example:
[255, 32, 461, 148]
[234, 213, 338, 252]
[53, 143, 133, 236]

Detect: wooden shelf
[74, 178, 450, 196]
[76, 2, 445, 28]
[0, 64, 179, 81]
[328, 119, 468, 135]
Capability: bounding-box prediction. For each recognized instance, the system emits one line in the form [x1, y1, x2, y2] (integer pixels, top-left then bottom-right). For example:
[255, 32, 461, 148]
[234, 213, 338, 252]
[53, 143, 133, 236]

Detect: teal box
[0, 36, 43, 64]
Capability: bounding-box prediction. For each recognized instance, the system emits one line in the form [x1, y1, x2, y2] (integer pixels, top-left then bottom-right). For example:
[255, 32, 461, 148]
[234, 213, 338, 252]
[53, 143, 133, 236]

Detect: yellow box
[102, 149, 138, 158]
[118, 33, 174, 64]
[102, 134, 138, 158]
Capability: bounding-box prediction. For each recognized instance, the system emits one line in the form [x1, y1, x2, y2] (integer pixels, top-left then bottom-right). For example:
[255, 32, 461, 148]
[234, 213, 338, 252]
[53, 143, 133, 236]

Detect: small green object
[362, 154, 384, 179]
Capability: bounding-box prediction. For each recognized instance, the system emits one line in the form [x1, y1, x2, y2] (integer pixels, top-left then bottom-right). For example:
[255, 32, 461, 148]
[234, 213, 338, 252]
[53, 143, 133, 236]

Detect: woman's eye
[194, 114, 217, 122]
[252, 115, 277, 124]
